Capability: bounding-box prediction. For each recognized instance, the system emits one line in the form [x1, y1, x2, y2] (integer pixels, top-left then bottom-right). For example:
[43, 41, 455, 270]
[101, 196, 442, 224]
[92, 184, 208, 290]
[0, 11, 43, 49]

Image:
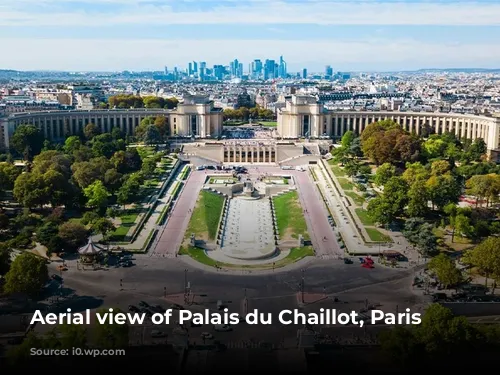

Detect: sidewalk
[112, 162, 186, 251]
[314, 161, 418, 264]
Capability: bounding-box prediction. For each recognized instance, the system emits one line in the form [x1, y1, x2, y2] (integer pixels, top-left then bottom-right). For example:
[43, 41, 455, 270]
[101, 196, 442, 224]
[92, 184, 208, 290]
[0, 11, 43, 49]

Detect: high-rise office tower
[252, 59, 262, 79]
[278, 56, 287, 78]
[325, 65, 333, 78]
[230, 59, 239, 77]
[302, 68, 307, 79]
[264, 59, 276, 80]
[193, 61, 198, 74]
[188, 62, 193, 75]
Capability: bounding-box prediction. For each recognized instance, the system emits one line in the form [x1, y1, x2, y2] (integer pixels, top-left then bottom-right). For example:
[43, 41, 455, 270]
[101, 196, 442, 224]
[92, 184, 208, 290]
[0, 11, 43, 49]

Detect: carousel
[77, 238, 105, 270]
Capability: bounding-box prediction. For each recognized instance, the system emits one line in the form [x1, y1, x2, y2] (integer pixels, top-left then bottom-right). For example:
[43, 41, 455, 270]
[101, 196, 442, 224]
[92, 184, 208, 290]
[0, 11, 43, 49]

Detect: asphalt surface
[152, 170, 206, 256]
[36, 255, 424, 344]
[292, 170, 341, 258]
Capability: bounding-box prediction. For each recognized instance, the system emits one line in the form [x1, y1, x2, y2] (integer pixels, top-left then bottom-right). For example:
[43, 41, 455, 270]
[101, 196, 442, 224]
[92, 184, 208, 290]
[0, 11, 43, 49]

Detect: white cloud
[1, 1, 500, 26]
[1, 38, 499, 71]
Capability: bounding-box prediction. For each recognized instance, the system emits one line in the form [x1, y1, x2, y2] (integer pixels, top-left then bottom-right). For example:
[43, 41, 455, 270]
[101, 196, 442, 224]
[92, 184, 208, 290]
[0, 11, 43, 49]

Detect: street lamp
[184, 269, 188, 303]
[301, 269, 305, 304]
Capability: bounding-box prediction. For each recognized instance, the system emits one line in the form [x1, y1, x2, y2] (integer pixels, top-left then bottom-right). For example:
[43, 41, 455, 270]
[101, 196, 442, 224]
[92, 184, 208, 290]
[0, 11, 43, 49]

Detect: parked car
[51, 274, 63, 282]
[214, 324, 232, 332]
[151, 330, 167, 338]
[201, 332, 214, 339]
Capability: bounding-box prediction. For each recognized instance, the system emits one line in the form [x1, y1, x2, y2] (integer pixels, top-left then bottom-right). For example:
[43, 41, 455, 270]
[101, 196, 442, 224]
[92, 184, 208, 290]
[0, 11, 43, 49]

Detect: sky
[0, 0, 499, 72]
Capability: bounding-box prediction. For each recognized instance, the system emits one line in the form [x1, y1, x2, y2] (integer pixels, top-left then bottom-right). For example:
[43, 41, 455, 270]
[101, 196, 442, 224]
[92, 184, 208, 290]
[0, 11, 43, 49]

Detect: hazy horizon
[1, 0, 499, 71]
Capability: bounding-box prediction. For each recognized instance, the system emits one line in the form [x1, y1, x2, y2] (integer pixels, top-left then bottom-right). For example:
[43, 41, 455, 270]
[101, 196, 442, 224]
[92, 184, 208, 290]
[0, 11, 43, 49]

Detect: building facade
[0, 95, 223, 150]
[277, 95, 500, 161]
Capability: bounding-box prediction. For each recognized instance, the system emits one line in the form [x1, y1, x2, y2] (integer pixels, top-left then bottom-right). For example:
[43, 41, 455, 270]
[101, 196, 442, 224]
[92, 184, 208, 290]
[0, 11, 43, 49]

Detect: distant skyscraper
[193, 61, 198, 74]
[278, 56, 287, 78]
[188, 62, 193, 75]
[264, 59, 276, 80]
[252, 59, 262, 79]
[302, 68, 307, 79]
[164, 66, 168, 75]
[230, 59, 239, 77]
[325, 65, 333, 78]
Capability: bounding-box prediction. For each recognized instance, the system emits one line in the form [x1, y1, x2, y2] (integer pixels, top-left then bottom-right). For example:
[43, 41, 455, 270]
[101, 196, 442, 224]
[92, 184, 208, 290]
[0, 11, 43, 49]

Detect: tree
[464, 237, 500, 287]
[379, 304, 480, 367]
[84, 180, 110, 211]
[466, 174, 500, 207]
[343, 159, 360, 178]
[91, 133, 122, 158]
[143, 124, 161, 145]
[402, 162, 429, 185]
[94, 307, 129, 348]
[72, 157, 113, 189]
[37, 221, 59, 246]
[430, 160, 451, 176]
[141, 157, 157, 176]
[4, 252, 48, 296]
[454, 214, 473, 239]
[426, 173, 461, 210]
[154, 116, 168, 138]
[341, 130, 355, 149]
[374, 163, 396, 186]
[0, 243, 11, 275]
[92, 218, 116, 239]
[0, 162, 22, 190]
[406, 179, 429, 218]
[56, 324, 88, 349]
[360, 120, 419, 165]
[103, 168, 123, 192]
[366, 197, 393, 225]
[84, 123, 100, 140]
[381, 176, 409, 217]
[403, 218, 437, 256]
[13, 169, 73, 209]
[10, 124, 44, 161]
[428, 253, 462, 289]
[63, 136, 81, 154]
[58, 222, 88, 251]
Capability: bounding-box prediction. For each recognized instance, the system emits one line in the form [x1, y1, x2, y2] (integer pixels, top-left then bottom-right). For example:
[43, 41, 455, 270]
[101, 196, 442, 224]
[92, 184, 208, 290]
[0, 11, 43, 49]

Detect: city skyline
[1, 0, 500, 71]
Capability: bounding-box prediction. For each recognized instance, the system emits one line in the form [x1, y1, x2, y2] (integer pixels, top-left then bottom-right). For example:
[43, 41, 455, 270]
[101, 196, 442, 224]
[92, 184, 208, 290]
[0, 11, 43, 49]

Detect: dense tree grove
[223, 106, 275, 121]
[0, 117, 169, 296]
[106, 94, 178, 109]
[329, 118, 499, 286]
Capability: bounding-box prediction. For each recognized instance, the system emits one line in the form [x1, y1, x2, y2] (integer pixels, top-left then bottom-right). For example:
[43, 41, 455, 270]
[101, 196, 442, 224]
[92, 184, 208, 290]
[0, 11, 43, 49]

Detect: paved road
[152, 170, 206, 256]
[292, 170, 341, 258]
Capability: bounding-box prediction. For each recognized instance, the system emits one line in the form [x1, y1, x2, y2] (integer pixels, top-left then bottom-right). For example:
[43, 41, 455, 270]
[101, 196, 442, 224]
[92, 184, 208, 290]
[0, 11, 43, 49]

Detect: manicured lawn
[108, 210, 140, 241]
[185, 190, 225, 240]
[365, 227, 392, 242]
[179, 246, 219, 266]
[273, 191, 310, 240]
[286, 246, 314, 261]
[337, 178, 354, 191]
[259, 121, 277, 127]
[327, 162, 346, 177]
[179, 246, 314, 269]
[355, 209, 375, 225]
[345, 191, 365, 206]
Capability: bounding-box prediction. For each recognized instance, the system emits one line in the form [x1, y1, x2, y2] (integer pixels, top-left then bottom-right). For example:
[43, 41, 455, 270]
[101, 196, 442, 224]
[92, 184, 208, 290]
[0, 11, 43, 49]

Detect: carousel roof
[78, 238, 103, 255]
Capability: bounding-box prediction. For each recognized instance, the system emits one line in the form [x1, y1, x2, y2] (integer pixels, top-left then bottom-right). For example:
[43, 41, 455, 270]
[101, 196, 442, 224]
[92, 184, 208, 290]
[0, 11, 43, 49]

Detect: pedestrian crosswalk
[224, 341, 282, 349]
[150, 252, 177, 258]
[319, 254, 342, 260]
